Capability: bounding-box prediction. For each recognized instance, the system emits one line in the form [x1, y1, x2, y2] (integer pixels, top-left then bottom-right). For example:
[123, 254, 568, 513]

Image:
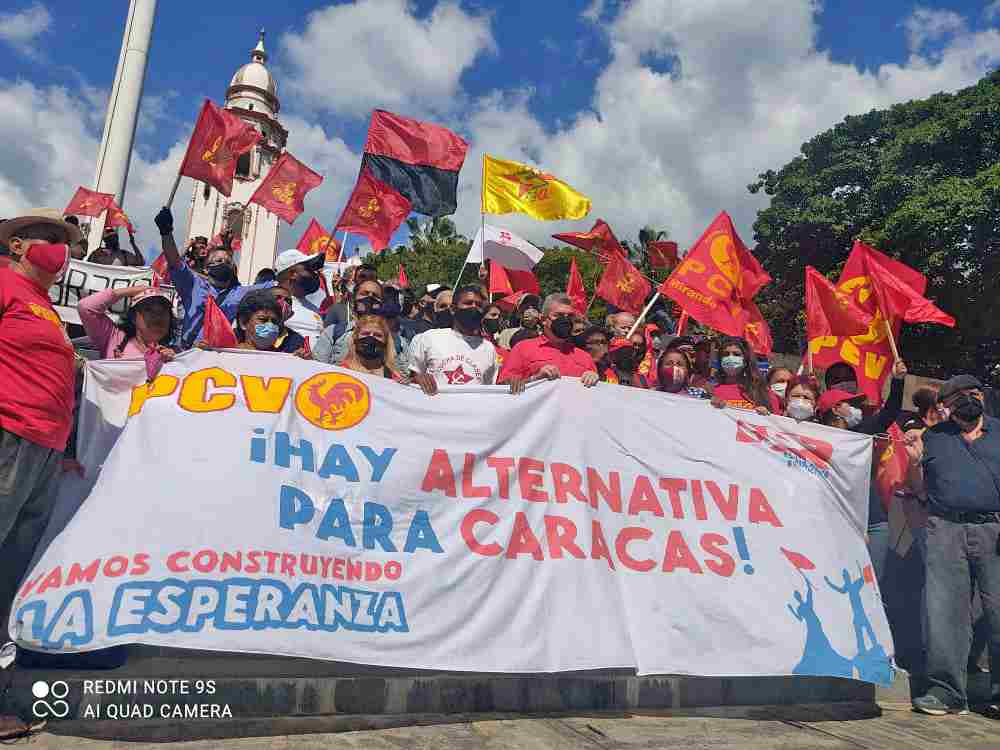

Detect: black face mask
[454, 307, 485, 331]
[206, 263, 234, 284]
[951, 394, 984, 428]
[357, 336, 386, 360]
[355, 296, 382, 315]
[612, 350, 637, 372]
[402, 300, 415, 317]
[482, 317, 503, 335]
[294, 274, 321, 297]
[550, 316, 574, 340]
[434, 309, 454, 328]
[421, 303, 435, 318]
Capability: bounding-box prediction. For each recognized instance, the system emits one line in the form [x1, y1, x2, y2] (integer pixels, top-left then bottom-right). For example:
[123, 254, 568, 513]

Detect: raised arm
[155, 207, 182, 269]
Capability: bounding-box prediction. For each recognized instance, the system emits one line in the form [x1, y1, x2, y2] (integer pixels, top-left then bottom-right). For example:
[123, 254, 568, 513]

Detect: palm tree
[405, 217, 465, 252]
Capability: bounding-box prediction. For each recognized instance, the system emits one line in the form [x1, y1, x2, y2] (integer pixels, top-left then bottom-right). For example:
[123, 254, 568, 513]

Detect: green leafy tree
[750, 71, 1000, 379]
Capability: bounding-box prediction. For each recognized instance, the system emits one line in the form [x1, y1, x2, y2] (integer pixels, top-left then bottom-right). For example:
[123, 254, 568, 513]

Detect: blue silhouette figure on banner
[787, 577, 854, 679]
[787, 567, 894, 686]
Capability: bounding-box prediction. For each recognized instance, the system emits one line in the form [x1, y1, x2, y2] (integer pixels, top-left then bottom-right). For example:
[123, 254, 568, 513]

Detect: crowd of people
[1, 205, 999, 734]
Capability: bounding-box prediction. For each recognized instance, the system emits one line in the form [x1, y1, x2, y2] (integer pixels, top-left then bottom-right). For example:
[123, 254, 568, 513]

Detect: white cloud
[0, 2, 51, 58]
[279, 0, 495, 118]
[903, 7, 966, 53]
[442, 0, 1000, 251]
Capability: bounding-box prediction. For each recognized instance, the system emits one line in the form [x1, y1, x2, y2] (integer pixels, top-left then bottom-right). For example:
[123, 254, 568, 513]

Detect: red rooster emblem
[308, 381, 366, 426]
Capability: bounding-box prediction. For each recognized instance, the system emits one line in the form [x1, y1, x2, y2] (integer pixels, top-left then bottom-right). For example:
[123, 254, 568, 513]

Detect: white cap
[274, 249, 324, 276]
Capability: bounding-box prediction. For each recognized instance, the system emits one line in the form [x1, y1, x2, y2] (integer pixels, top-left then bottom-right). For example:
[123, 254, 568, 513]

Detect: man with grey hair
[606, 310, 637, 339]
[498, 292, 598, 392]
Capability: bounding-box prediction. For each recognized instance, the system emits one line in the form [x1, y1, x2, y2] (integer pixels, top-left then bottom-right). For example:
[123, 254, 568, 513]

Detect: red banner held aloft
[553, 219, 626, 261]
[597, 249, 651, 315]
[659, 211, 769, 337]
[862, 249, 955, 328]
[334, 170, 411, 251]
[647, 240, 679, 269]
[249, 152, 323, 225]
[105, 200, 135, 234]
[296, 219, 339, 260]
[490, 260, 514, 297]
[64, 187, 114, 218]
[743, 300, 774, 355]
[805, 265, 873, 340]
[178, 100, 262, 198]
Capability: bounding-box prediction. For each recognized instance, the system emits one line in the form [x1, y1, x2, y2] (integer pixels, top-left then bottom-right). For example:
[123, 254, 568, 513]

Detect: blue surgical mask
[721, 354, 745, 373]
[252, 322, 280, 348]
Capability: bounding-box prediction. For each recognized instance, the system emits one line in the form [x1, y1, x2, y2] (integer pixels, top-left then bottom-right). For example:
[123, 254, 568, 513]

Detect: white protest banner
[49, 259, 156, 325]
[11, 350, 893, 684]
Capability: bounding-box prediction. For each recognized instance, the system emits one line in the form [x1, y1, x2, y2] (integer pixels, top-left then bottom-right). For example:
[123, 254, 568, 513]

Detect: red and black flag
[361, 110, 468, 217]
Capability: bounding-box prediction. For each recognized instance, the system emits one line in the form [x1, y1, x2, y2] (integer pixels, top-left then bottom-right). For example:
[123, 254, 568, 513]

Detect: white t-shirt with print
[285, 288, 326, 347]
[407, 328, 498, 386]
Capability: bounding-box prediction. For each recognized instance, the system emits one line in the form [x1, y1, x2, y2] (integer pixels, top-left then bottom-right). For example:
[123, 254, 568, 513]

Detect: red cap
[26, 242, 69, 275]
[817, 388, 864, 415]
[608, 337, 633, 353]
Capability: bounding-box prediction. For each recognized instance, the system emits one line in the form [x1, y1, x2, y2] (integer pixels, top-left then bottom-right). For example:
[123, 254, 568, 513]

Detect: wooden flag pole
[165, 173, 183, 208]
[626, 292, 660, 339]
[884, 318, 900, 361]
[808, 345, 815, 375]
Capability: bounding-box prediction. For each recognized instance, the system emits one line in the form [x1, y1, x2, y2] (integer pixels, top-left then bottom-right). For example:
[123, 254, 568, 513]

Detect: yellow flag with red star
[481, 154, 591, 220]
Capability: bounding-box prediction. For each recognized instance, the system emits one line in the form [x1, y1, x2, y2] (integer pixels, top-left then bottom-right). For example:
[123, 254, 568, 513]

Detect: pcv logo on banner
[32, 680, 70, 718]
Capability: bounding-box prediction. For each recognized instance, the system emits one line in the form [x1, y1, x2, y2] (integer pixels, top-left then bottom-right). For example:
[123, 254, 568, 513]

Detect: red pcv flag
[64, 187, 114, 218]
[201, 295, 238, 348]
[334, 169, 412, 251]
[862, 249, 955, 327]
[296, 218, 336, 257]
[250, 152, 324, 225]
[105, 200, 135, 234]
[553, 219, 626, 261]
[742, 300, 773, 355]
[178, 100, 262, 198]
[597, 248, 652, 314]
[659, 211, 769, 337]
[567, 257, 587, 314]
[398, 264, 410, 289]
[490, 260, 514, 296]
[805, 265, 873, 340]
[647, 240, 679, 269]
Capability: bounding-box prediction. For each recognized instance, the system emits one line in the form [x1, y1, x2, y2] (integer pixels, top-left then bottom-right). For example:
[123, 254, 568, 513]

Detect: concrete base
[4, 646, 875, 742]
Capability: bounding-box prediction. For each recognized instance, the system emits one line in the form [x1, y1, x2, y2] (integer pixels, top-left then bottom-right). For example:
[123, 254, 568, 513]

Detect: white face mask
[771, 382, 788, 398]
[841, 404, 863, 428]
[786, 398, 815, 422]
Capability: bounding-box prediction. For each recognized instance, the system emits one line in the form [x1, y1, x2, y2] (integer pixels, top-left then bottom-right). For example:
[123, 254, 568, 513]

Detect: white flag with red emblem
[464, 223, 543, 272]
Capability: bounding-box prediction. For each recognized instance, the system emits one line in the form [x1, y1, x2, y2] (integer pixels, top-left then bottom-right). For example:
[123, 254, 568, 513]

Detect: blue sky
[1, 0, 999, 260]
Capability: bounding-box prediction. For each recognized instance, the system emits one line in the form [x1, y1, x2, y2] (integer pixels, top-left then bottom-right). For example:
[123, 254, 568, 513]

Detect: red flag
[201, 295, 238, 348]
[805, 265, 873, 340]
[508, 268, 540, 294]
[781, 547, 816, 571]
[813, 241, 946, 405]
[567, 257, 587, 314]
[249, 152, 324, 225]
[659, 211, 769, 337]
[742, 300, 773, 355]
[490, 260, 514, 296]
[398, 264, 410, 289]
[296, 219, 339, 260]
[597, 246, 652, 314]
[178, 100, 262, 198]
[647, 240, 679, 269]
[553, 219, 626, 261]
[334, 170, 412, 251]
[875, 424, 909, 513]
[863, 252, 955, 328]
[105, 200, 135, 234]
[64, 187, 114, 218]
[151, 254, 169, 283]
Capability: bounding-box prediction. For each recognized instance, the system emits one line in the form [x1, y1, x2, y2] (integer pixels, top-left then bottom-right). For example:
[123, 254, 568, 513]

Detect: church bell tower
[185, 30, 288, 284]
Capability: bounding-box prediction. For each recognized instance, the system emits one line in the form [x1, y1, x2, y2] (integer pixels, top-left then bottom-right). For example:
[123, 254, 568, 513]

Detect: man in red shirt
[498, 293, 599, 393]
[0, 210, 78, 735]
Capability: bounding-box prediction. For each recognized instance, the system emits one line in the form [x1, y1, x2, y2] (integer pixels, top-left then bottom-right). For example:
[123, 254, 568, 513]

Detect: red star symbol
[444, 365, 474, 385]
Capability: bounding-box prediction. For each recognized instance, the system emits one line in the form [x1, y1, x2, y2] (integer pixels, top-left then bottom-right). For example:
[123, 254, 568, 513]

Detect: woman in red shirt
[709, 336, 776, 414]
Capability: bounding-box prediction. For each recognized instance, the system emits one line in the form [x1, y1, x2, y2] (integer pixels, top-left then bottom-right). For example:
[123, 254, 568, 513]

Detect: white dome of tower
[226, 30, 279, 116]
